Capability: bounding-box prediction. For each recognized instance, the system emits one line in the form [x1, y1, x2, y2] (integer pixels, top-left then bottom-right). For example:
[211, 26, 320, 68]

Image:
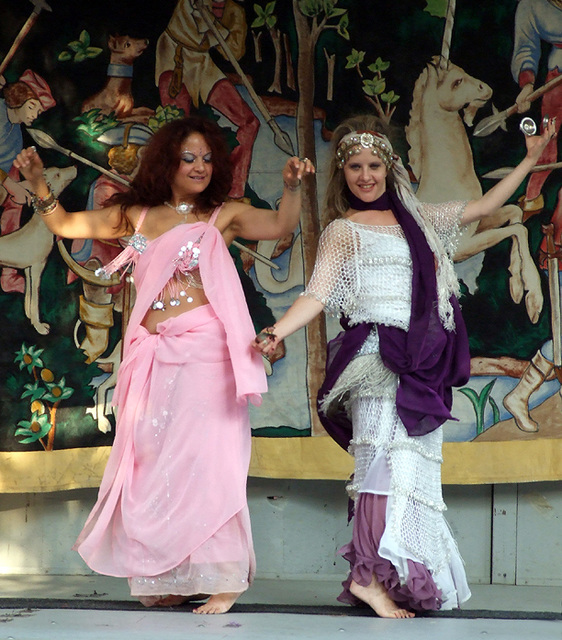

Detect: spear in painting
[542, 224, 562, 381]
[193, 0, 295, 156]
[482, 160, 562, 181]
[474, 74, 562, 138]
[27, 128, 131, 186]
[0, 0, 52, 75]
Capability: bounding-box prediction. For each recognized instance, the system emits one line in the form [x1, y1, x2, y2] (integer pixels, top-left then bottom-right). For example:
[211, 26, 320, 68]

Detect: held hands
[13, 146, 45, 185]
[252, 327, 280, 356]
[282, 156, 315, 191]
[524, 117, 557, 165]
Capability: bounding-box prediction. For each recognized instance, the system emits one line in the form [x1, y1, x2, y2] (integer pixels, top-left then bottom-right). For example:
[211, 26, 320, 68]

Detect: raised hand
[282, 156, 315, 190]
[525, 116, 557, 164]
[13, 146, 45, 186]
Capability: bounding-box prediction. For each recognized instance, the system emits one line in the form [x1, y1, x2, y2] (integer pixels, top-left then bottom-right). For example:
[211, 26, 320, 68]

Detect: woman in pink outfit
[15, 117, 314, 614]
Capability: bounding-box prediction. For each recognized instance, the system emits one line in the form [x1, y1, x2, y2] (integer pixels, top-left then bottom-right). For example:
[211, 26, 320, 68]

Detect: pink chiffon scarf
[124, 207, 267, 405]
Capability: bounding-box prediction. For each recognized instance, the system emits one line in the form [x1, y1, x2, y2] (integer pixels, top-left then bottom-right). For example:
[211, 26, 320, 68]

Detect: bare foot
[192, 592, 240, 614]
[349, 578, 415, 619]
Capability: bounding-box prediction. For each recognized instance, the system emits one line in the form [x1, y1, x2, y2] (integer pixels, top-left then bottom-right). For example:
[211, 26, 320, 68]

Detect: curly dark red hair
[107, 116, 233, 214]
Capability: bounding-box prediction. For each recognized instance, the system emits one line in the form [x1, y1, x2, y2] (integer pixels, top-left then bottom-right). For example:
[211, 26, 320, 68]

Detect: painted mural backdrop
[1, 0, 561, 491]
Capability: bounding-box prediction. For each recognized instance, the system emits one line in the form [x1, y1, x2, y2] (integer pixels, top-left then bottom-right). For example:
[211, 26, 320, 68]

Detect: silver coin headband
[336, 131, 397, 169]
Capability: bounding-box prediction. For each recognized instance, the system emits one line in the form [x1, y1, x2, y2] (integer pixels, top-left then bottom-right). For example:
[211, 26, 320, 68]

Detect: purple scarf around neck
[317, 189, 470, 448]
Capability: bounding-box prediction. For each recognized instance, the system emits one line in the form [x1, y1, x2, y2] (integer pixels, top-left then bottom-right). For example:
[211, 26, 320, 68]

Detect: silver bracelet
[31, 184, 58, 216]
[34, 198, 59, 216]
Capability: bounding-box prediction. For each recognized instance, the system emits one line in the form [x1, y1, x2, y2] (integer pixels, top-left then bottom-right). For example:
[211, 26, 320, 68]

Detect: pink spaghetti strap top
[133, 205, 149, 234]
[96, 204, 222, 280]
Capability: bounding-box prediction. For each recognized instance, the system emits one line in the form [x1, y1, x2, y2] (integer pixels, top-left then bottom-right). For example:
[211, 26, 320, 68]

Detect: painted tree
[14, 344, 75, 451]
[345, 49, 400, 123]
[292, 0, 349, 434]
[252, 2, 283, 93]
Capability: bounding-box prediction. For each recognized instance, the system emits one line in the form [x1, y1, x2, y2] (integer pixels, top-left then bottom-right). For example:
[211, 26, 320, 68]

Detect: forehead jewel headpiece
[336, 130, 397, 169]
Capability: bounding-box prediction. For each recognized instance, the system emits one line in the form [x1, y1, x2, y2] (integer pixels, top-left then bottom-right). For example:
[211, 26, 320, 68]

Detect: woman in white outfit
[253, 114, 555, 618]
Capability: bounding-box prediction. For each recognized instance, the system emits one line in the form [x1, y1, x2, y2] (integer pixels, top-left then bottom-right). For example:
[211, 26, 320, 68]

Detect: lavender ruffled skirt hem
[337, 492, 462, 612]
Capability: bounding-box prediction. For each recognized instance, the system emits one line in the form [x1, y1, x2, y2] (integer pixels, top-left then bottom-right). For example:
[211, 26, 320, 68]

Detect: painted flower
[14, 344, 44, 374]
[15, 412, 51, 444]
[43, 377, 74, 403]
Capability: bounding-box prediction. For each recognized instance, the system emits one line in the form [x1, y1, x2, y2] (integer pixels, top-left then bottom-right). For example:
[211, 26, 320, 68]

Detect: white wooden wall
[1, 479, 560, 585]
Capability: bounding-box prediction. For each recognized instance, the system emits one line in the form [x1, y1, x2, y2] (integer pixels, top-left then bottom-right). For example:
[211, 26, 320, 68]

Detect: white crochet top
[303, 201, 466, 326]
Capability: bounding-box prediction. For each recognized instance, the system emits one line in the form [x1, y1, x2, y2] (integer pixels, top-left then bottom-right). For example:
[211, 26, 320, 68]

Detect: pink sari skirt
[74, 304, 256, 600]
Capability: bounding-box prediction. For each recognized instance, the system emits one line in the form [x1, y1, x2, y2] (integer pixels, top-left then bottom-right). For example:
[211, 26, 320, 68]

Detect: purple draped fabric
[316, 318, 373, 450]
[317, 190, 470, 447]
[337, 493, 443, 612]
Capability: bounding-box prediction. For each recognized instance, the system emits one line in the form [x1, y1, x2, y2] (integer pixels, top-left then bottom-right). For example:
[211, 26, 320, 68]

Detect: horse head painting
[406, 56, 543, 324]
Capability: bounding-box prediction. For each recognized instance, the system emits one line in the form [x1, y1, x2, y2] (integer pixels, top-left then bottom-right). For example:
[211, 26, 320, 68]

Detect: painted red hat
[18, 69, 56, 110]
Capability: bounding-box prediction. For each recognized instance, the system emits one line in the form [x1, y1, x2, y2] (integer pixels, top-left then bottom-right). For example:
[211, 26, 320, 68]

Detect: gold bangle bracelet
[31, 183, 58, 215]
[34, 198, 59, 216]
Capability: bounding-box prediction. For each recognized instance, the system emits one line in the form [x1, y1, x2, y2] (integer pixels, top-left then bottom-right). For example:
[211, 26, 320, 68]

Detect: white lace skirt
[349, 394, 470, 609]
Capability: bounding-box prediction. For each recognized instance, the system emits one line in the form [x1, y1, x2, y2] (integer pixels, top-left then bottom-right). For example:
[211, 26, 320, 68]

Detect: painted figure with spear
[155, 0, 267, 199]
[0, 69, 56, 293]
[510, 0, 562, 216]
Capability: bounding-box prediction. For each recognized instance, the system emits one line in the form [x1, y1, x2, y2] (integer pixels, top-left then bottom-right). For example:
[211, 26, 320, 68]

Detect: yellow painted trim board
[0, 437, 560, 493]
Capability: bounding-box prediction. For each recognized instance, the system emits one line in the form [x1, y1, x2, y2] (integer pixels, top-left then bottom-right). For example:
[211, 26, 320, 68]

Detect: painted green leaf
[346, 49, 365, 66]
[425, 0, 449, 18]
[382, 91, 400, 104]
[489, 396, 500, 424]
[252, 4, 266, 27]
[85, 47, 103, 58]
[21, 382, 46, 402]
[368, 57, 390, 73]
[363, 77, 386, 96]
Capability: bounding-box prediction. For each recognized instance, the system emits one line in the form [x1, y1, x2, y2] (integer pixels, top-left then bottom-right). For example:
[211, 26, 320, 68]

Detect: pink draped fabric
[74, 213, 266, 589]
[123, 211, 266, 404]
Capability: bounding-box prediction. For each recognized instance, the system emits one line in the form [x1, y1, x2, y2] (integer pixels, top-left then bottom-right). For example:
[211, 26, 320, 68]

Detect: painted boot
[503, 351, 553, 432]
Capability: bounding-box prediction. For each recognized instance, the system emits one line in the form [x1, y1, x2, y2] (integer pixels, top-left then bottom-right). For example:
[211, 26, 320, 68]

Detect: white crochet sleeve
[421, 200, 467, 257]
[301, 218, 356, 316]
